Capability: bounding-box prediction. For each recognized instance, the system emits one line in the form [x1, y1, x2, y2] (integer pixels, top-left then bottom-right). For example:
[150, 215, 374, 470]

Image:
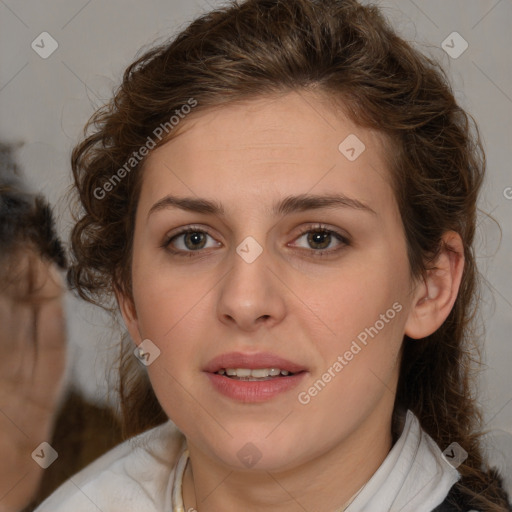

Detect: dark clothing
[433, 475, 512, 512]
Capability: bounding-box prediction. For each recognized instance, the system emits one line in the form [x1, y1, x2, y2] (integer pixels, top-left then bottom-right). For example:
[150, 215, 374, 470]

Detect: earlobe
[115, 288, 143, 345]
[404, 231, 465, 340]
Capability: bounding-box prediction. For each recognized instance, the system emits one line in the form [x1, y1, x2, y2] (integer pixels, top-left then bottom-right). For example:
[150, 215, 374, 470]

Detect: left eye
[291, 227, 348, 254]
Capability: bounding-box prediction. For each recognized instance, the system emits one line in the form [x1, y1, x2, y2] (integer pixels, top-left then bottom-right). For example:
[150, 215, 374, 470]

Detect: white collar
[169, 410, 460, 512]
[346, 410, 460, 512]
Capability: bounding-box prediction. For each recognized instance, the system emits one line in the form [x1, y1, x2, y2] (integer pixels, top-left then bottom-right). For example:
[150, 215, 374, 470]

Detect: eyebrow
[147, 193, 377, 219]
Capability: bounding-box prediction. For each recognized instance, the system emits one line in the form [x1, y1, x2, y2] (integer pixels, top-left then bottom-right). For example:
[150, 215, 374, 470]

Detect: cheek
[298, 252, 408, 339]
[131, 247, 212, 362]
[296, 250, 409, 401]
[297, 297, 405, 429]
[130, 245, 198, 335]
[135, 294, 206, 426]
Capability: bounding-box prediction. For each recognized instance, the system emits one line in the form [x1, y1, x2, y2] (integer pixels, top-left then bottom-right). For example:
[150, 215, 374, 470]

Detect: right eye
[163, 227, 222, 257]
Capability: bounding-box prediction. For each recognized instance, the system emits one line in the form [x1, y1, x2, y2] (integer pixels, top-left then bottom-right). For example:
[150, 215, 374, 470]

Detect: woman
[35, 0, 511, 510]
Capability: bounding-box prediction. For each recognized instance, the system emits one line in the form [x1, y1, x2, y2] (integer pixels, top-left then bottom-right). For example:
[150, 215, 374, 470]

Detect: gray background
[0, 0, 511, 490]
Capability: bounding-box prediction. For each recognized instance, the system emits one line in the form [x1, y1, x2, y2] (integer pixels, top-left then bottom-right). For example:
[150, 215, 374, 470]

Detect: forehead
[140, 91, 397, 219]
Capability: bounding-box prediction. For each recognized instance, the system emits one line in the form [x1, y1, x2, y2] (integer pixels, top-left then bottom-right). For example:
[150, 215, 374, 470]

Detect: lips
[203, 352, 307, 374]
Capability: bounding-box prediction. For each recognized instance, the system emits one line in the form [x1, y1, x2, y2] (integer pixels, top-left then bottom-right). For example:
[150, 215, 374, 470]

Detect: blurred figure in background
[0, 142, 121, 512]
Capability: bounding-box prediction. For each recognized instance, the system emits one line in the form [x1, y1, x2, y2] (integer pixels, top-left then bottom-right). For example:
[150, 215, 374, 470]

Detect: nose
[216, 243, 286, 332]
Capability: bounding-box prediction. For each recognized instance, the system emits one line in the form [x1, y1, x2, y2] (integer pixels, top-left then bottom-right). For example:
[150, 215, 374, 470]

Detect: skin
[0, 249, 67, 512]
[118, 91, 464, 512]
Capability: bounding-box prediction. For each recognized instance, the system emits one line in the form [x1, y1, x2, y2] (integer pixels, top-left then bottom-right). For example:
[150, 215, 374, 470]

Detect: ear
[115, 287, 143, 345]
[404, 231, 465, 339]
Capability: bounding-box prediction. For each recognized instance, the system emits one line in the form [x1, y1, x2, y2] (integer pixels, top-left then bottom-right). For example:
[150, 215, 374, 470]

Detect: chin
[201, 435, 307, 473]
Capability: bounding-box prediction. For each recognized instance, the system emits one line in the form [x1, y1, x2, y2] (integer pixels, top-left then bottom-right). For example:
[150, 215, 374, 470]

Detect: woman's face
[122, 91, 422, 472]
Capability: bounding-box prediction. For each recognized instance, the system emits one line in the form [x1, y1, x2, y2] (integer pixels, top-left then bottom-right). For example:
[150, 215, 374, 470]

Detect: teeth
[250, 368, 269, 378]
[216, 368, 294, 378]
[234, 368, 252, 377]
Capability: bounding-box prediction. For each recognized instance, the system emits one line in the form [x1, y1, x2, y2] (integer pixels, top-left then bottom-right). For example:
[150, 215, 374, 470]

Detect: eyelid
[164, 224, 215, 240]
[161, 224, 219, 251]
[293, 223, 350, 241]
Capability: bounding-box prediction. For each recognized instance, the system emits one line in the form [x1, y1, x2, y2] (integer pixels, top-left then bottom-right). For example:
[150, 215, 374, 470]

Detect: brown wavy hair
[67, 0, 510, 509]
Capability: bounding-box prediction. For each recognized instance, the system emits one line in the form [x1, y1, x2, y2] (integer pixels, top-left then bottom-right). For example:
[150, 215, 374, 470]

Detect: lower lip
[205, 372, 307, 403]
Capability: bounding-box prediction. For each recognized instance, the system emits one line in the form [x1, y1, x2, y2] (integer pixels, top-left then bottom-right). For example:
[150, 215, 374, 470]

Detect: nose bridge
[216, 235, 285, 329]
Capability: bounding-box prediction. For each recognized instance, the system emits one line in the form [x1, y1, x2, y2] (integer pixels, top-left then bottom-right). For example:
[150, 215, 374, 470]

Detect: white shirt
[34, 410, 460, 512]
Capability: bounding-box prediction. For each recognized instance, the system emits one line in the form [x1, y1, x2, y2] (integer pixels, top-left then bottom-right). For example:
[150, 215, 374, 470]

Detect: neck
[182, 404, 394, 512]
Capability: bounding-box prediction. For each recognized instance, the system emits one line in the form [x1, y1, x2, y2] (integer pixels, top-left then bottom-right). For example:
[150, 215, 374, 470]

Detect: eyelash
[162, 224, 350, 259]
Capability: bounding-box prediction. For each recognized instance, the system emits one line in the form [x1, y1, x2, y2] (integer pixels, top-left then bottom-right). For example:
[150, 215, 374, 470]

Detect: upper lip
[203, 352, 307, 374]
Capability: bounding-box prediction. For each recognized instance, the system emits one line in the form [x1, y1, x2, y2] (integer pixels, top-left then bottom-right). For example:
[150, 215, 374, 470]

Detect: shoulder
[432, 474, 512, 512]
[34, 420, 186, 512]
